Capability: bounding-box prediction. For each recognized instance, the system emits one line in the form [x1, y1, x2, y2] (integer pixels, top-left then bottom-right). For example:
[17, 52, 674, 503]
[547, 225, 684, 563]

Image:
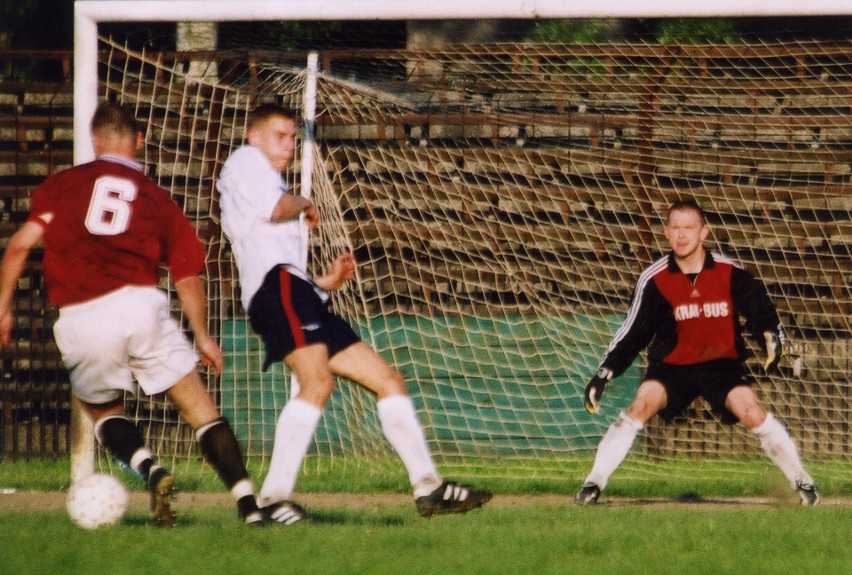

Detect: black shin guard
[197, 417, 250, 489]
[94, 415, 148, 470]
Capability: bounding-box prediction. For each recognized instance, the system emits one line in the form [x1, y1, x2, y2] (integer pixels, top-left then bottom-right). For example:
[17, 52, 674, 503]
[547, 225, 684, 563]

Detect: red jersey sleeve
[160, 197, 206, 282]
[27, 177, 57, 228]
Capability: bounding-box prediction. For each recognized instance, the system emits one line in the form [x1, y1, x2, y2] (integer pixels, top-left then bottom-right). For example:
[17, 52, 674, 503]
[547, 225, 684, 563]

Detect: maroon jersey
[27, 155, 205, 307]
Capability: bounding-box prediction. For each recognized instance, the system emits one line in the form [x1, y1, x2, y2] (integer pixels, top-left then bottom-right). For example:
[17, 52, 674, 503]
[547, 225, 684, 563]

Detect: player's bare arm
[174, 275, 223, 375]
[0, 221, 45, 348]
[314, 252, 356, 292]
[270, 193, 319, 227]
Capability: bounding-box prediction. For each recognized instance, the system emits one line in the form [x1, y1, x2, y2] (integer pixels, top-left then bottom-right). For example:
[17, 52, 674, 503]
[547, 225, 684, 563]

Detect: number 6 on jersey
[85, 175, 137, 235]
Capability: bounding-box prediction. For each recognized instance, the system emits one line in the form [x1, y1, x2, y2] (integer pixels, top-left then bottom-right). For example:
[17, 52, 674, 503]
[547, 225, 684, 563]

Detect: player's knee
[376, 370, 407, 398]
[727, 387, 765, 428]
[298, 376, 336, 406]
[737, 404, 767, 429]
[83, 398, 125, 422]
[627, 380, 665, 421]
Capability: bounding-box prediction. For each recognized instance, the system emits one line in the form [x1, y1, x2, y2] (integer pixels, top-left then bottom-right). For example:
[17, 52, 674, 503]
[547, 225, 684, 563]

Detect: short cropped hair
[666, 197, 706, 225]
[90, 102, 141, 139]
[247, 103, 298, 129]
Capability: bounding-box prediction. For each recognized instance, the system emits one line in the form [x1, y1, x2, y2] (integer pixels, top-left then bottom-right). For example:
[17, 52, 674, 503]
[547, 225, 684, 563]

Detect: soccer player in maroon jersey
[0, 102, 264, 526]
[575, 199, 819, 506]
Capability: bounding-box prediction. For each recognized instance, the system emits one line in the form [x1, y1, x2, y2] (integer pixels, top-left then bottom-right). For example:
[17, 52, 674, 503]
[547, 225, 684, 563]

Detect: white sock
[377, 395, 442, 497]
[230, 477, 255, 501]
[752, 413, 813, 488]
[258, 398, 321, 507]
[585, 411, 643, 490]
[129, 448, 154, 474]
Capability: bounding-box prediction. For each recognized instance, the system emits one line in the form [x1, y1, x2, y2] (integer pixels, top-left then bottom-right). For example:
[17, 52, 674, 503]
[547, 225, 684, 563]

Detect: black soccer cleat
[575, 482, 601, 505]
[795, 481, 820, 506]
[237, 495, 265, 526]
[415, 481, 492, 518]
[148, 468, 177, 528]
[262, 500, 307, 525]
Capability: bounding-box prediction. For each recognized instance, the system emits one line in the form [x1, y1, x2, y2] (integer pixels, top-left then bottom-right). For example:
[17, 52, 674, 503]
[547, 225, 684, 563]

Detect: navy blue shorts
[247, 265, 360, 371]
[645, 360, 753, 425]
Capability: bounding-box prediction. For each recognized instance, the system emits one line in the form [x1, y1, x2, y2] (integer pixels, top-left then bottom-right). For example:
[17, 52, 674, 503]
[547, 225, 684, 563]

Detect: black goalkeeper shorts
[247, 265, 360, 371]
[645, 360, 753, 425]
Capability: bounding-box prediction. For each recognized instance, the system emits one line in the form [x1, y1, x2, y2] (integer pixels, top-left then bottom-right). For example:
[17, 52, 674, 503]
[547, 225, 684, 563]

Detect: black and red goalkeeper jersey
[600, 250, 784, 377]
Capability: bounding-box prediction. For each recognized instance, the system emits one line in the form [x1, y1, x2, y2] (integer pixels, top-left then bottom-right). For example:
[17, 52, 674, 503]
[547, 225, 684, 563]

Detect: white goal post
[73, 0, 852, 164]
[71, 1, 852, 484]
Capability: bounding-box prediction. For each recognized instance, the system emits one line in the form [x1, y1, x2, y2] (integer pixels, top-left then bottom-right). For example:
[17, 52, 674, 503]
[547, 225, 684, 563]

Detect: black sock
[147, 466, 170, 491]
[138, 459, 155, 481]
[94, 415, 155, 478]
[197, 417, 250, 489]
[237, 495, 261, 517]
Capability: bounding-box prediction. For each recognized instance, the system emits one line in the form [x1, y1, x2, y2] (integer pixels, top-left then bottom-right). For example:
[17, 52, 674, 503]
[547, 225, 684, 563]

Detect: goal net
[86, 17, 851, 487]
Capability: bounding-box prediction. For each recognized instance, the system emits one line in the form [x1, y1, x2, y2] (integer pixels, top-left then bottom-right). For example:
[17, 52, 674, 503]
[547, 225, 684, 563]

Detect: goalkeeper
[576, 198, 819, 506]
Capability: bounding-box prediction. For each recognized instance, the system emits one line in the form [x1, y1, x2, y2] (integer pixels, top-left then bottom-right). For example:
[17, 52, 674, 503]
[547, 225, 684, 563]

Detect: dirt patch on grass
[2, 489, 849, 514]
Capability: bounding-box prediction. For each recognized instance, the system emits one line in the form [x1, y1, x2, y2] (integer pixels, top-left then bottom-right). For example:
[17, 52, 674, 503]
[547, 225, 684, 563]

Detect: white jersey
[217, 144, 305, 310]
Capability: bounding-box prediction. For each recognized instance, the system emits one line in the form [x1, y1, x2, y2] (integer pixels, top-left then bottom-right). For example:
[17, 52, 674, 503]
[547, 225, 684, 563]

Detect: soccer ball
[66, 473, 130, 529]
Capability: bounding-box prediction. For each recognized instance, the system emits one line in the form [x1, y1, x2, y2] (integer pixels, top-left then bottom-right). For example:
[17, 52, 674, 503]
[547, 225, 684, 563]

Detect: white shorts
[53, 286, 200, 404]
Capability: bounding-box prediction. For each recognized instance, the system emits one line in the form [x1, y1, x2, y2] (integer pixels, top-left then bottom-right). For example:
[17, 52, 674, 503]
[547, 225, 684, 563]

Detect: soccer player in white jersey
[217, 104, 492, 523]
[0, 102, 264, 526]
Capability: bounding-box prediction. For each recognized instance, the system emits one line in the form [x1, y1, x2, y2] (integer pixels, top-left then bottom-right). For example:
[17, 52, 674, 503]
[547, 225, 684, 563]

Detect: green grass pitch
[1, 458, 850, 574]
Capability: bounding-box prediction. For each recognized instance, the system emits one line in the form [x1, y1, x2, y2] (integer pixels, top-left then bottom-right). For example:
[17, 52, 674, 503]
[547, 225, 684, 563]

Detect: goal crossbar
[74, 0, 852, 161]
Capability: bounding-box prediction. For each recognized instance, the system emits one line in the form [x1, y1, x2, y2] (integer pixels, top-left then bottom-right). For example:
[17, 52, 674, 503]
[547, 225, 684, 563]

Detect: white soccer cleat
[262, 500, 307, 525]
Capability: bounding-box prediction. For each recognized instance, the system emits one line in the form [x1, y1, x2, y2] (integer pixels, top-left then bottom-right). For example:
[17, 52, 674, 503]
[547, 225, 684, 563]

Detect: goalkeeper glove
[763, 331, 783, 373]
[584, 367, 613, 414]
